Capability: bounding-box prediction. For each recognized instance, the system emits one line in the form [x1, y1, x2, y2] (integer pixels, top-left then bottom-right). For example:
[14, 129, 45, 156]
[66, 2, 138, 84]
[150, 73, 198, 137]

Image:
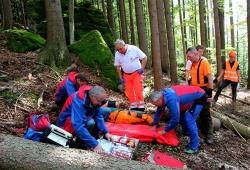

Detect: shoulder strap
[197, 58, 203, 84]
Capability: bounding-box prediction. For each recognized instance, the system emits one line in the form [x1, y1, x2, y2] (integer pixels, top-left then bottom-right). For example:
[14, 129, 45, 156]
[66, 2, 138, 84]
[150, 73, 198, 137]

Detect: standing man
[185, 45, 206, 84]
[186, 47, 214, 144]
[114, 39, 147, 111]
[150, 85, 207, 154]
[214, 50, 240, 103]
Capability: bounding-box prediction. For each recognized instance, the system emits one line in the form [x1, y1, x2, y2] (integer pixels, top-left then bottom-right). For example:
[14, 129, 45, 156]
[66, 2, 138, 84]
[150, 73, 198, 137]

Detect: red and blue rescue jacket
[153, 85, 205, 132]
[54, 71, 78, 106]
[56, 85, 108, 148]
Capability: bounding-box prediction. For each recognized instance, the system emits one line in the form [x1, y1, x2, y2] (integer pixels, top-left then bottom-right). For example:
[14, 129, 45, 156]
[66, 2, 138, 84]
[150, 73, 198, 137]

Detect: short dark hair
[195, 45, 205, 51]
[75, 73, 88, 83]
[186, 47, 197, 54]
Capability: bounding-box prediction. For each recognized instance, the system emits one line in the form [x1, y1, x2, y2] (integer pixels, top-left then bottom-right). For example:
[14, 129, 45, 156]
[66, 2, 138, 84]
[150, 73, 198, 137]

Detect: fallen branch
[0, 134, 166, 170]
[228, 118, 246, 142]
[211, 109, 250, 139]
[0, 121, 23, 128]
[14, 105, 30, 113]
[0, 70, 9, 75]
[220, 93, 250, 105]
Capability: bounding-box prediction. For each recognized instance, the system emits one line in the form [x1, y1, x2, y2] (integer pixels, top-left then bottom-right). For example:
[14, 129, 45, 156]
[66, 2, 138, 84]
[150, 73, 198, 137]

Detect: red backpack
[26, 112, 51, 131]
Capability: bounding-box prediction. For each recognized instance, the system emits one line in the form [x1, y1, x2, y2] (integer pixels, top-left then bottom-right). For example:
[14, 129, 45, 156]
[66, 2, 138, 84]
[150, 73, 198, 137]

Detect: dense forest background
[1, 0, 250, 90]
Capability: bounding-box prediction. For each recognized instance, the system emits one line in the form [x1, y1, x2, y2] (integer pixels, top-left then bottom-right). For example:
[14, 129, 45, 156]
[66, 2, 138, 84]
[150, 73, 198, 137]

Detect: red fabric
[63, 117, 75, 135]
[153, 150, 184, 168]
[77, 85, 92, 99]
[67, 71, 78, 84]
[106, 123, 179, 146]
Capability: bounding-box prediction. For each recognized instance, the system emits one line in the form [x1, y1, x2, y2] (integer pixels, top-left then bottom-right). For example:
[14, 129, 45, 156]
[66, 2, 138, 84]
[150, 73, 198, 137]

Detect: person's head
[89, 86, 107, 107]
[114, 39, 127, 54]
[75, 73, 88, 87]
[149, 91, 163, 107]
[66, 63, 79, 74]
[228, 50, 237, 62]
[186, 47, 199, 63]
[195, 45, 205, 57]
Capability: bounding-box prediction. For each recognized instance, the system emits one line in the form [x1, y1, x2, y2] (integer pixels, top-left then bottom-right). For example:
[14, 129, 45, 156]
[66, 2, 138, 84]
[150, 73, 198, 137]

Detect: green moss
[5, 29, 46, 52]
[0, 89, 20, 105]
[69, 30, 118, 90]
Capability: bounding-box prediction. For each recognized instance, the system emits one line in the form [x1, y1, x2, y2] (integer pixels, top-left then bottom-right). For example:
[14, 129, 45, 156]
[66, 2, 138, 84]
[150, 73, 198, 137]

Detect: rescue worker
[54, 64, 88, 108]
[214, 50, 240, 103]
[114, 39, 147, 111]
[185, 45, 206, 84]
[150, 85, 207, 154]
[186, 47, 214, 144]
[57, 85, 112, 153]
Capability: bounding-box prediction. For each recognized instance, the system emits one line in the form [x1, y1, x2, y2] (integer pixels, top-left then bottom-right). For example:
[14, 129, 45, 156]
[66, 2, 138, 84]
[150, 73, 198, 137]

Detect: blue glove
[137, 68, 144, 75]
[119, 78, 125, 84]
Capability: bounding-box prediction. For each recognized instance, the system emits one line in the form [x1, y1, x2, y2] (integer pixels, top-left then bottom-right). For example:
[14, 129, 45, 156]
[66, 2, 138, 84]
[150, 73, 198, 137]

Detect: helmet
[228, 51, 236, 58]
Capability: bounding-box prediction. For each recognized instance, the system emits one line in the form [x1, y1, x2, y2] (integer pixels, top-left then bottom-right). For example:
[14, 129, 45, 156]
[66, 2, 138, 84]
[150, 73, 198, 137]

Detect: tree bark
[148, 0, 162, 90]
[213, 0, 222, 76]
[134, 0, 149, 64]
[69, 0, 75, 45]
[39, 0, 69, 67]
[178, 0, 186, 65]
[182, 0, 187, 50]
[2, 0, 13, 29]
[157, 0, 169, 74]
[128, 0, 136, 45]
[164, 0, 178, 83]
[107, 0, 116, 37]
[247, 0, 250, 89]
[218, 0, 225, 64]
[118, 0, 128, 43]
[101, 0, 107, 19]
[229, 0, 235, 48]
[198, 0, 206, 48]
[211, 110, 250, 139]
[0, 134, 167, 170]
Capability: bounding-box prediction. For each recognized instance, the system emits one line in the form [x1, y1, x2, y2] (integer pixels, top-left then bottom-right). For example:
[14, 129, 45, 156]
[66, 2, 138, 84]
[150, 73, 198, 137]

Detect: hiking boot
[184, 148, 198, 154]
[206, 135, 214, 145]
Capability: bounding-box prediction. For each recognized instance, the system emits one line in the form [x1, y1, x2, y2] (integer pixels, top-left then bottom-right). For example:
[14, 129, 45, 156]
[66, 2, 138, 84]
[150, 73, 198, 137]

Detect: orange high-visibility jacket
[190, 58, 212, 87]
[224, 60, 239, 82]
[107, 110, 153, 125]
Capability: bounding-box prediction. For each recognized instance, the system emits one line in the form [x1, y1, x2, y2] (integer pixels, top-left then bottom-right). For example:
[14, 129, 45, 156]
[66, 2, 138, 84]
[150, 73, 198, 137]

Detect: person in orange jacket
[114, 39, 147, 111]
[214, 50, 240, 103]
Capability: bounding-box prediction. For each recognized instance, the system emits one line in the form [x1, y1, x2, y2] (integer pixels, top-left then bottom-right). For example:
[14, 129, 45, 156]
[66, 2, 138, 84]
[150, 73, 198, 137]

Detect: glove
[206, 88, 213, 98]
[119, 78, 124, 84]
[137, 68, 144, 75]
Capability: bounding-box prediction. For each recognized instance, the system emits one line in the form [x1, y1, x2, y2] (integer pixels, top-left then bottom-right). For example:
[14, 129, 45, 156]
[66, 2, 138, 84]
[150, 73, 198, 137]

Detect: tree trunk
[205, 0, 210, 48]
[213, 0, 222, 76]
[164, 0, 178, 83]
[128, 0, 136, 45]
[116, 0, 122, 38]
[193, 0, 198, 45]
[0, 0, 3, 28]
[211, 110, 250, 139]
[118, 0, 128, 43]
[218, 0, 225, 64]
[107, 0, 116, 37]
[182, 0, 187, 50]
[229, 0, 235, 48]
[101, 0, 107, 19]
[69, 0, 75, 45]
[247, 0, 250, 89]
[2, 0, 13, 29]
[39, 0, 69, 68]
[134, 0, 149, 65]
[0, 134, 165, 170]
[178, 0, 186, 65]
[198, 0, 206, 48]
[156, 0, 169, 74]
[148, 0, 162, 90]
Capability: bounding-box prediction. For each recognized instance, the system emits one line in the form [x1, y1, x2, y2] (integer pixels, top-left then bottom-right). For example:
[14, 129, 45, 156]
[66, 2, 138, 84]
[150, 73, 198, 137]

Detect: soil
[0, 40, 249, 170]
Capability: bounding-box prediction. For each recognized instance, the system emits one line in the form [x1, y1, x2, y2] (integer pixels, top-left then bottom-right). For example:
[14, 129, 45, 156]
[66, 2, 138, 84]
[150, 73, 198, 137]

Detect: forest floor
[0, 39, 250, 169]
